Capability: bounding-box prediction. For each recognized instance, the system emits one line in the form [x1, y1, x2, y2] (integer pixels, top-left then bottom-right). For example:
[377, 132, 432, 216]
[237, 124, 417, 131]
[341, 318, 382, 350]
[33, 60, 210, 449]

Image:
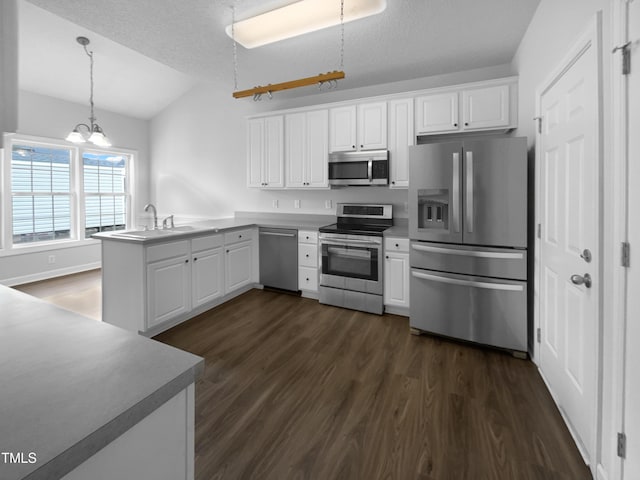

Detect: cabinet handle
[391, 181, 395, 185]
[386, 255, 389, 259]
[226, 250, 229, 253]
[193, 257, 197, 261]
[306, 277, 310, 281]
[465, 122, 469, 126]
[239, 235, 242, 239]
[352, 145, 355, 149]
[185, 259, 189, 263]
[360, 145, 363, 148]
[395, 243, 399, 247]
[454, 123, 458, 127]
[306, 254, 309, 258]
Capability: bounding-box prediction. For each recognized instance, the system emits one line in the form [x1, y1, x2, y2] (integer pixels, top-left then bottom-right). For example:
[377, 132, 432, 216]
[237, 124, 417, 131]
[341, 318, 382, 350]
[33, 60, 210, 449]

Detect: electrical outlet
[48, 255, 56, 264]
[294, 200, 301, 209]
[273, 199, 279, 208]
[325, 200, 332, 209]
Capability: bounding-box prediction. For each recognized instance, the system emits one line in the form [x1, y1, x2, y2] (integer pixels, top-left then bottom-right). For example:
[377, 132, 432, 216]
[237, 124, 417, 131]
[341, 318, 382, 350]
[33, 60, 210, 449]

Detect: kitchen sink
[169, 225, 197, 231]
[110, 229, 174, 239]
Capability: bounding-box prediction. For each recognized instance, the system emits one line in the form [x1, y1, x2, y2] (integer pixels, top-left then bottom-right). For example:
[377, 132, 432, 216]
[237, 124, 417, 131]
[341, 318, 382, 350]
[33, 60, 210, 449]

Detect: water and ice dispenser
[417, 189, 448, 231]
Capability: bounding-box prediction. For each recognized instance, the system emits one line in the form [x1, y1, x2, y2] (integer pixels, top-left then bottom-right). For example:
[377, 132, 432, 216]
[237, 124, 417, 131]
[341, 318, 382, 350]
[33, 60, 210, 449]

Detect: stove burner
[318, 222, 389, 237]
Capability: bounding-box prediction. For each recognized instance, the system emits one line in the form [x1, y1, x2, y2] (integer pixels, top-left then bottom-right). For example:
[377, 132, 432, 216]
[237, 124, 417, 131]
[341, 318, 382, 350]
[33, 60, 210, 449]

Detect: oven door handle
[367, 159, 373, 182]
[327, 247, 372, 259]
[321, 239, 381, 247]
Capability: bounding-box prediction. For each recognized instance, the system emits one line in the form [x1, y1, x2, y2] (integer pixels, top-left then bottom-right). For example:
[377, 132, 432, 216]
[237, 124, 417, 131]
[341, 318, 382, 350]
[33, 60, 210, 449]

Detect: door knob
[580, 249, 592, 263]
[571, 273, 592, 288]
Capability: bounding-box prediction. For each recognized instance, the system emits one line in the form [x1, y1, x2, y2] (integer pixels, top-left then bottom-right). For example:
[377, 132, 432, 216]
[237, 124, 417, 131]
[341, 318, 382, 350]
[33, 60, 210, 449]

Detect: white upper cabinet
[462, 84, 510, 130]
[388, 98, 414, 189]
[357, 102, 387, 150]
[285, 109, 329, 189]
[329, 102, 387, 152]
[415, 92, 459, 134]
[247, 116, 284, 188]
[415, 79, 516, 136]
[329, 105, 357, 152]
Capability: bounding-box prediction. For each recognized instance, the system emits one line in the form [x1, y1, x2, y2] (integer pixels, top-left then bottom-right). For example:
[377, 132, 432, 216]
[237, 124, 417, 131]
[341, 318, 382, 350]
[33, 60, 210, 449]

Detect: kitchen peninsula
[0, 286, 203, 480]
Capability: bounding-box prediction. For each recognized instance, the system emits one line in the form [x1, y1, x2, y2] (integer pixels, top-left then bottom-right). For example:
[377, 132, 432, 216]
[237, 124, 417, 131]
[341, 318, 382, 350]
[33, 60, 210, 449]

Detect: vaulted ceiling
[19, 0, 541, 119]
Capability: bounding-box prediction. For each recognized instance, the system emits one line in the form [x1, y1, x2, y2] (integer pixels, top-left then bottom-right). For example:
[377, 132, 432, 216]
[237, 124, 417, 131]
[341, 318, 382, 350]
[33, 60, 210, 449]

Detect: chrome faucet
[162, 215, 175, 230]
[144, 203, 158, 230]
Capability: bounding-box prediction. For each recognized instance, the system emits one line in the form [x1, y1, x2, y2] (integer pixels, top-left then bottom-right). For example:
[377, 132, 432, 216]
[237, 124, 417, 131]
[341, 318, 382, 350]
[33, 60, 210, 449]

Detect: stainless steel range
[319, 203, 393, 314]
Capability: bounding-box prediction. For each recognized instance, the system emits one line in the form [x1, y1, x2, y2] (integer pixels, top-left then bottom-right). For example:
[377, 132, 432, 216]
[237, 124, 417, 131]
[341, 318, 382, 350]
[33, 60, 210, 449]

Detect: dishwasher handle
[259, 231, 297, 238]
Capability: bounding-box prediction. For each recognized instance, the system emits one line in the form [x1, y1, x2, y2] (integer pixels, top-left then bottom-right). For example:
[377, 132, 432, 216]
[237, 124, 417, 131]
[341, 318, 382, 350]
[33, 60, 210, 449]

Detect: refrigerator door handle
[466, 150, 474, 233]
[452, 152, 460, 233]
[411, 243, 525, 259]
[411, 270, 524, 292]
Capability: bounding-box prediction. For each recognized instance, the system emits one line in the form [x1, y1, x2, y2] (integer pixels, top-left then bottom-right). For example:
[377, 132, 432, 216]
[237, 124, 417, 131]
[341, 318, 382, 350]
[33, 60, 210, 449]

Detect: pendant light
[65, 36, 111, 147]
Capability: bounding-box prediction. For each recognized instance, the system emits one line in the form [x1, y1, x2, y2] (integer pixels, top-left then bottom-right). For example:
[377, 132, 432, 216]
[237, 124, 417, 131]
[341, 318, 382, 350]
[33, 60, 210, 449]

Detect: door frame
[533, 12, 604, 472]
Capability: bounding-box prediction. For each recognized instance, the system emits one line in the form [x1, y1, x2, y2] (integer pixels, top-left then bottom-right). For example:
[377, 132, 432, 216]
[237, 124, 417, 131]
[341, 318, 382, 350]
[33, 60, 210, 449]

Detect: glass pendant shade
[65, 129, 86, 143]
[88, 125, 111, 147]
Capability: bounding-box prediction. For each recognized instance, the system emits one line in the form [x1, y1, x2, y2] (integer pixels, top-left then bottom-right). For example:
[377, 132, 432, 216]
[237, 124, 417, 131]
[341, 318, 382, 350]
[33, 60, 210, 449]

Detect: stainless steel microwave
[328, 150, 389, 186]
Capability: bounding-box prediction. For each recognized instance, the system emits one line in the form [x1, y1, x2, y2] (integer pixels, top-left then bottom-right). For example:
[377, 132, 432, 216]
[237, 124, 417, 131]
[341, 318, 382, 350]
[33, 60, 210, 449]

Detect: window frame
[1, 133, 136, 255]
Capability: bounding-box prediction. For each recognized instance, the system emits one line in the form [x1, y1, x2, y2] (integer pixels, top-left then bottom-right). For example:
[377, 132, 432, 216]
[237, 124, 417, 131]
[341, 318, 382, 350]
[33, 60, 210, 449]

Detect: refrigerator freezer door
[409, 268, 527, 352]
[409, 142, 463, 243]
[410, 241, 527, 280]
[462, 137, 528, 248]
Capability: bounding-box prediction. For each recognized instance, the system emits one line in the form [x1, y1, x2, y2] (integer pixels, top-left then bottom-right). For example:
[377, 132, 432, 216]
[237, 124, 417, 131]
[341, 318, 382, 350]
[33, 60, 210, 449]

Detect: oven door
[320, 239, 382, 295]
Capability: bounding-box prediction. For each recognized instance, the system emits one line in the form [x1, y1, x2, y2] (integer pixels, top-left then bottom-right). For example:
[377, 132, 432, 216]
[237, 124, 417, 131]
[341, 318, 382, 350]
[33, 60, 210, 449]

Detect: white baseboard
[596, 463, 609, 480]
[2, 262, 101, 287]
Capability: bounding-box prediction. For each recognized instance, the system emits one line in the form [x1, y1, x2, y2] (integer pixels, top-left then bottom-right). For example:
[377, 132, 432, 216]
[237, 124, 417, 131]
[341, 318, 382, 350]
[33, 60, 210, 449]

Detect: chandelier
[65, 36, 111, 147]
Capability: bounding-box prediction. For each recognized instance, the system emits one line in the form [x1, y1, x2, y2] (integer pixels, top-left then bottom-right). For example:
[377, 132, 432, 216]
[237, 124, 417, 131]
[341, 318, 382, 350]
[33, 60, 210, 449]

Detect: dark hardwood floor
[155, 289, 592, 480]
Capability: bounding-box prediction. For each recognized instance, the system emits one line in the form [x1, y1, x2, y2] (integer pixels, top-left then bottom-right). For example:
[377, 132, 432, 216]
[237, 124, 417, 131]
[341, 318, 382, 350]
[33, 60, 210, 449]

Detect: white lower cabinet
[192, 248, 223, 308]
[101, 229, 256, 336]
[225, 241, 253, 293]
[384, 237, 410, 312]
[146, 242, 191, 330]
[298, 230, 319, 294]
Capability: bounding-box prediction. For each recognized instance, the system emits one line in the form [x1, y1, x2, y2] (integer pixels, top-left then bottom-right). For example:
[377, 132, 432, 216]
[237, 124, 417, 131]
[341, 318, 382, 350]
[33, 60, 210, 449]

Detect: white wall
[0, 0, 18, 148]
[0, 91, 150, 285]
[149, 64, 515, 220]
[511, 1, 618, 479]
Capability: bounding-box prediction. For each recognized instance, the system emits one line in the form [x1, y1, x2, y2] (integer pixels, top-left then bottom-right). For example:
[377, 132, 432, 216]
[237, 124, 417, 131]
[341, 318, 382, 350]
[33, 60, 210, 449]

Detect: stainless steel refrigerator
[408, 136, 528, 354]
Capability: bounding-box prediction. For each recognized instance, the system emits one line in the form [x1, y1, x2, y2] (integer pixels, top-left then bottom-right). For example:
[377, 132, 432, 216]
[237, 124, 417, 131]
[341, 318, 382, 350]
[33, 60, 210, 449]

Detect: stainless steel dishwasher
[259, 227, 298, 292]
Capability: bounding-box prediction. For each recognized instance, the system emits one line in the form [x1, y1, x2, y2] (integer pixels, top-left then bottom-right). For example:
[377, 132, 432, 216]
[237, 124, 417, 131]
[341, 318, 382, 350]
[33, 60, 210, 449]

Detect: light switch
[325, 200, 332, 209]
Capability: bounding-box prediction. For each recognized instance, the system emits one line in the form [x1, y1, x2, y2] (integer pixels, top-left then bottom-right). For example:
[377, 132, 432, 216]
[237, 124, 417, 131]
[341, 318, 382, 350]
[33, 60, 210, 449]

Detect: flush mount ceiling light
[225, 0, 386, 49]
[65, 36, 111, 147]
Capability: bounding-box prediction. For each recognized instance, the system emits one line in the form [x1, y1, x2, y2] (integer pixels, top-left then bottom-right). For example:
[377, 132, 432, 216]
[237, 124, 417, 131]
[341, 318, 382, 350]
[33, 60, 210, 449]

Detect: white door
[329, 105, 356, 152]
[538, 25, 599, 468]
[305, 109, 328, 188]
[263, 116, 284, 188]
[146, 256, 191, 329]
[225, 241, 252, 294]
[388, 98, 414, 188]
[623, 0, 640, 477]
[192, 247, 223, 307]
[246, 118, 264, 187]
[285, 112, 306, 188]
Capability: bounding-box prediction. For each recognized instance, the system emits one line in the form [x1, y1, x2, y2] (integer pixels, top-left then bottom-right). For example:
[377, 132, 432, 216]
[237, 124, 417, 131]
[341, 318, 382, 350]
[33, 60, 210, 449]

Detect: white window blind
[83, 152, 128, 238]
[11, 144, 72, 244]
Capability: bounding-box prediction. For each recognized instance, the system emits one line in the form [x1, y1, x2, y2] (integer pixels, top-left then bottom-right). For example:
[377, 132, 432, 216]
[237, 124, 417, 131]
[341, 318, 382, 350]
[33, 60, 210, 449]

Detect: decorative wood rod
[233, 70, 345, 99]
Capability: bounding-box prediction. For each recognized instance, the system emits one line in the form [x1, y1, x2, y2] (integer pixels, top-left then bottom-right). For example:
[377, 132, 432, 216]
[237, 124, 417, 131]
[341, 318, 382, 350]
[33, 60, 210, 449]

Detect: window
[2, 136, 134, 250]
[11, 144, 72, 244]
[83, 152, 128, 238]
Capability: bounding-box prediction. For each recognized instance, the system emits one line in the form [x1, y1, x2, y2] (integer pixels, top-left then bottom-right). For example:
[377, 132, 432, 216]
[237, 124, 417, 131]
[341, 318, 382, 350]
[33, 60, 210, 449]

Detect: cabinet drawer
[298, 244, 318, 267]
[384, 237, 409, 253]
[299, 267, 318, 292]
[146, 240, 190, 263]
[298, 230, 318, 244]
[224, 228, 253, 245]
[191, 234, 223, 253]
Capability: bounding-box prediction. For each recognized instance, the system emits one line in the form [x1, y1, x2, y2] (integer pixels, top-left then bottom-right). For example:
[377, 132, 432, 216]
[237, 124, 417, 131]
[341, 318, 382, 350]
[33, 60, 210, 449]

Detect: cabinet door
[384, 252, 410, 308]
[146, 255, 191, 329]
[305, 109, 329, 188]
[415, 92, 459, 134]
[388, 98, 414, 188]
[298, 266, 318, 292]
[357, 102, 387, 150]
[263, 116, 284, 187]
[225, 241, 253, 293]
[247, 118, 265, 187]
[462, 84, 509, 130]
[285, 112, 306, 188]
[192, 247, 223, 308]
[329, 105, 357, 152]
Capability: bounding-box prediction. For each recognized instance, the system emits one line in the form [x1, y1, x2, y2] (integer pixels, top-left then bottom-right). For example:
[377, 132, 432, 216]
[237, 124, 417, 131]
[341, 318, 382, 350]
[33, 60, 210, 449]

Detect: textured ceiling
[20, 0, 541, 117]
